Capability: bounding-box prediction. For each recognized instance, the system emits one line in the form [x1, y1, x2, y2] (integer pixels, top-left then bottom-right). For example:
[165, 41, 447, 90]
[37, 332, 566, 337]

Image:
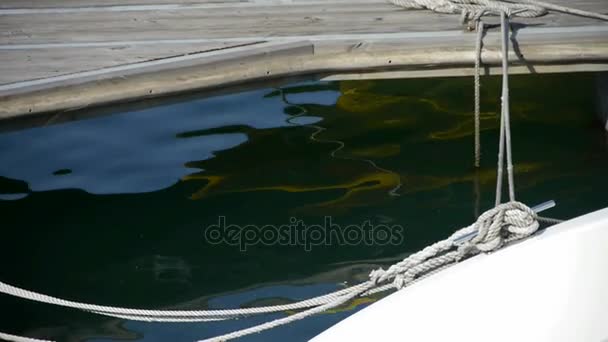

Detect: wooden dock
[0, 0, 607, 120]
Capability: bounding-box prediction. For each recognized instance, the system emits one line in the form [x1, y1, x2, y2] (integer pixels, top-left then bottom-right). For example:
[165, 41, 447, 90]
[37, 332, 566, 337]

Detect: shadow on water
[0, 73, 607, 341]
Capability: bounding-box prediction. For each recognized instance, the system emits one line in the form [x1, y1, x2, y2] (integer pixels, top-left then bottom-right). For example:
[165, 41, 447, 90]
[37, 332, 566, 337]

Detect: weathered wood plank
[0, 43, 255, 84]
[0, 0, 606, 120]
[0, 0, 604, 8]
[0, 0, 384, 9]
[0, 8, 604, 47]
[0, 7, 445, 45]
[1, 25, 607, 119]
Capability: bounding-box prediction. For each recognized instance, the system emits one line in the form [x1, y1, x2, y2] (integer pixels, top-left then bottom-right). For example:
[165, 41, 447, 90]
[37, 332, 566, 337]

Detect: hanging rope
[473, 20, 485, 168]
[495, 11, 517, 204]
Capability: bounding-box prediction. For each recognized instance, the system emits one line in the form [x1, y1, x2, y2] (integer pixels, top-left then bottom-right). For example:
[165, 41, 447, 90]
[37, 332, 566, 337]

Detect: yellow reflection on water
[182, 74, 596, 215]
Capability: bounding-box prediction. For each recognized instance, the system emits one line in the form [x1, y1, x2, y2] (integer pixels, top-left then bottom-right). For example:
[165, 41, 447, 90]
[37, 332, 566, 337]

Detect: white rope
[0, 279, 364, 322]
[494, 11, 517, 205]
[473, 20, 485, 168]
[389, 0, 545, 22]
[517, 0, 608, 21]
[0, 201, 544, 342]
[0, 332, 52, 342]
[388, 0, 608, 23]
[198, 200, 542, 341]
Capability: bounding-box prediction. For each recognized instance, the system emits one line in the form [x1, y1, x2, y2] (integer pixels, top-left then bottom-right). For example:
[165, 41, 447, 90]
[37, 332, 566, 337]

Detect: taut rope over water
[473, 19, 485, 168]
[495, 11, 517, 204]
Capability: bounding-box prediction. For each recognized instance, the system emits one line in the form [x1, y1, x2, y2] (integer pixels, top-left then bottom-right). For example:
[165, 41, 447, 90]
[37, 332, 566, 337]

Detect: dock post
[597, 72, 608, 132]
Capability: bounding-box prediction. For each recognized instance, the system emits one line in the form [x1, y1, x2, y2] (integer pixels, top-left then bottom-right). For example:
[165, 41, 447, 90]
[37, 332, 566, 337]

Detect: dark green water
[0, 73, 607, 342]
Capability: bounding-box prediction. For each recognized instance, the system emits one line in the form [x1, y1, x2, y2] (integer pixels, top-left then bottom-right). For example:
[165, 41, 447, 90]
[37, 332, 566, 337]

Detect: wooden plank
[2, 24, 606, 85]
[0, 0, 603, 9]
[0, 43, 257, 84]
[0, 0, 384, 9]
[0, 41, 314, 115]
[323, 63, 608, 80]
[0, 0, 606, 120]
[1, 26, 608, 119]
[1, 1, 606, 45]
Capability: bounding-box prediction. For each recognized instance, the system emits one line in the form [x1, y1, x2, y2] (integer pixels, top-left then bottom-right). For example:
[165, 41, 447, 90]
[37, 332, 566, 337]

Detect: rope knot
[392, 274, 411, 289]
[369, 268, 388, 284]
[370, 268, 416, 289]
[464, 201, 539, 254]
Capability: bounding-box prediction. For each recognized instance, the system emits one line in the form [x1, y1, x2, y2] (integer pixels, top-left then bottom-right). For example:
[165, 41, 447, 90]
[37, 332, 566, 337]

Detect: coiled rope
[388, 0, 608, 23]
[2, 0, 606, 341]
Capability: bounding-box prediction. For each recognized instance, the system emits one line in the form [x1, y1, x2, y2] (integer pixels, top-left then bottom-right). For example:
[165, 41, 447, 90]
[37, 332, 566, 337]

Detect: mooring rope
[0, 201, 553, 341]
[517, 0, 608, 21]
[390, 0, 545, 22]
[2, 0, 605, 340]
[0, 332, 52, 342]
[495, 11, 517, 204]
[473, 20, 485, 168]
[388, 0, 608, 22]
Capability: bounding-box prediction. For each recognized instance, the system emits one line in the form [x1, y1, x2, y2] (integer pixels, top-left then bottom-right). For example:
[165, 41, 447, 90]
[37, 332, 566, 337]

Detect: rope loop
[389, 0, 547, 20]
[460, 201, 539, 254]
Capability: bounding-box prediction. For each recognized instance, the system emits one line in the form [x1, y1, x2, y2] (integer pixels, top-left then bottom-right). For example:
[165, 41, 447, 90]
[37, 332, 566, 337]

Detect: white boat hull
[311, 207, 608, 342]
